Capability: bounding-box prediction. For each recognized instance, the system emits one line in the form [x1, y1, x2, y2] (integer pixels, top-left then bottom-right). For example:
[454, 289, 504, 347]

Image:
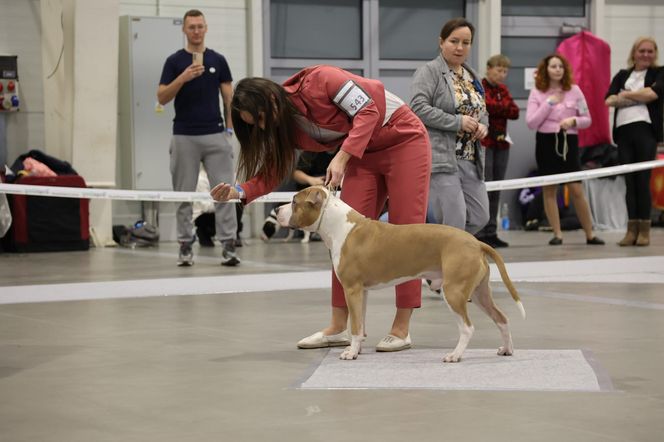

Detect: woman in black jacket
[606, 37, 664, 246]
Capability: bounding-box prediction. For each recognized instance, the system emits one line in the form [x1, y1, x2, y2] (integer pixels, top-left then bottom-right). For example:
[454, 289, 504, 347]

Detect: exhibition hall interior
[1, 1, 663, 441]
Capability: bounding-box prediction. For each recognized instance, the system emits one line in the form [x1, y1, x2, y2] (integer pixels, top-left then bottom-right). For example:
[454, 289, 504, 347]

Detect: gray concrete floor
[1, 229, 663, 441]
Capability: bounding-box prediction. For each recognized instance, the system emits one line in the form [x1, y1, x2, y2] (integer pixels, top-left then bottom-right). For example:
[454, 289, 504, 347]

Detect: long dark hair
[231, 77, 299, 184]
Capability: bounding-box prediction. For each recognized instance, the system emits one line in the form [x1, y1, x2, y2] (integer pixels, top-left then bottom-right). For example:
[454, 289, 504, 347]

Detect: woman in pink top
[526, 54, 604, 246]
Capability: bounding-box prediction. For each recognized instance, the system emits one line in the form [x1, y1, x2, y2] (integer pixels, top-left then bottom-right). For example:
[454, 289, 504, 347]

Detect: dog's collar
[314, 187, 335, 233]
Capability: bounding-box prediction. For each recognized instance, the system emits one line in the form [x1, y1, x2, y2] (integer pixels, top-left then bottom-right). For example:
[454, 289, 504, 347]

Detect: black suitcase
[2, 175, 90, 252]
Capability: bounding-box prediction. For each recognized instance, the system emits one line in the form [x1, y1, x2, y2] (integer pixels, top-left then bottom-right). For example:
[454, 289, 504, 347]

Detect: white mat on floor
[298, 349, 612, 391]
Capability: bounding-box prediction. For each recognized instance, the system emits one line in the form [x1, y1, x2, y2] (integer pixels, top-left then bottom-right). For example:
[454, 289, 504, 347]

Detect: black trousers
[477, 147, 510, 237]
[616, 122, 658, 220]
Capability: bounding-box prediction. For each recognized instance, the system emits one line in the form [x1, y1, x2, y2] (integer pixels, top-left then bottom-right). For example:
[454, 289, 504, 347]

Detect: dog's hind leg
[471, 273, 514, 356]
[441, 283, 475, 363]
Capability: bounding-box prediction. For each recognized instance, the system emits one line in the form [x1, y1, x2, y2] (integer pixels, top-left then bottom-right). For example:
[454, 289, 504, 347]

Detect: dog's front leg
[340, 284, 365, 360]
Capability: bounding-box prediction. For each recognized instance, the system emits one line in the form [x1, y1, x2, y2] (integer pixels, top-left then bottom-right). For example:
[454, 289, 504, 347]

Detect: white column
[41, 0, 75, 162]
[590, 0, 606, 41]
[71, 0, 119, 246]
[246, 0, 266, 238]
[41, 0, 119, 246]
[476, 0, 502, 76]
[246, 0, 264, 77]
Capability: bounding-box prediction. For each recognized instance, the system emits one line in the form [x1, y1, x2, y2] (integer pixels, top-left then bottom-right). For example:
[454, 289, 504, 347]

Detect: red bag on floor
[2, 175, 89, 252]
[651, 153, 664, 210]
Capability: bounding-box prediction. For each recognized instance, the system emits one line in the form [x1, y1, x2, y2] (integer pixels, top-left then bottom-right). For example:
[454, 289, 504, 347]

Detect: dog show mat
[297, 348, 613, 391]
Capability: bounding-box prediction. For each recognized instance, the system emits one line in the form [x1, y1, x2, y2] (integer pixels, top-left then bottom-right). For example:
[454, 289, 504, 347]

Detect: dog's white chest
[320, 203, 357, 270]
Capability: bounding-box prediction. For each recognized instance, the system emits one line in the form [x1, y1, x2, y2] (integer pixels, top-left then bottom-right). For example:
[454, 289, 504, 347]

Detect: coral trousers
[331, 106, 432, 308]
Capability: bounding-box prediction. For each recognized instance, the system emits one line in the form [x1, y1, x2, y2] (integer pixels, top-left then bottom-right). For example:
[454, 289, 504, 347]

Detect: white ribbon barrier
[1, 159, 663, 203]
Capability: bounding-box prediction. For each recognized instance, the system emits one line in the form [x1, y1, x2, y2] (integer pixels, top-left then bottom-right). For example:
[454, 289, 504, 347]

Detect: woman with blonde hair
[526, 53, 604, 246]
[606, 37, 664, 246]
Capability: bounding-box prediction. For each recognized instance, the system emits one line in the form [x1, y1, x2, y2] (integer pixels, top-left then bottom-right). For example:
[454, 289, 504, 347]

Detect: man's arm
[220, 81, 233, 130]
[157, 64, 204, 105]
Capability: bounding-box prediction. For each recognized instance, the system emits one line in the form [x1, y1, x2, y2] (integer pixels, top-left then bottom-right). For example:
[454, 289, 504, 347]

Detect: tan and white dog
[276, 185, 526, 363]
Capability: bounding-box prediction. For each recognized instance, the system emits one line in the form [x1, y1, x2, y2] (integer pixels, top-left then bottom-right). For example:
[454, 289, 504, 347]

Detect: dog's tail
[480, 242, 526, 320]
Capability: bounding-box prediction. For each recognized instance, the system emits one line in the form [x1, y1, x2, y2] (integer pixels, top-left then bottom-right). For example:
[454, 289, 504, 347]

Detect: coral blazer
[241, 65, 393, 203]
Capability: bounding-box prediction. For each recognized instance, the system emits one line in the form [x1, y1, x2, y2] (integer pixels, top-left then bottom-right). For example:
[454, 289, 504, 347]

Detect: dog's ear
[304, 187, 325, 207]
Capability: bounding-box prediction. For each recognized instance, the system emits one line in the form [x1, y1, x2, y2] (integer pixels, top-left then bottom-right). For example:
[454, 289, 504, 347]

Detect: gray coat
[410, 54, 487, 178]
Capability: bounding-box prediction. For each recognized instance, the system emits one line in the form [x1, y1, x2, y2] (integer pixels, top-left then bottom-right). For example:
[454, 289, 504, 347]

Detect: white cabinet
[118, 16, 184, 190]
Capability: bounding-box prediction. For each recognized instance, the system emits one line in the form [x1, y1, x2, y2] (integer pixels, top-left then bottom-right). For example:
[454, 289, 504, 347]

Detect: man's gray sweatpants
[170, 133, 237, 243]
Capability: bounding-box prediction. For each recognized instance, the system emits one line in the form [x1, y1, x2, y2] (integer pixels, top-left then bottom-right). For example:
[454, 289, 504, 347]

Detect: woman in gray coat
[410, 17, 489, 234]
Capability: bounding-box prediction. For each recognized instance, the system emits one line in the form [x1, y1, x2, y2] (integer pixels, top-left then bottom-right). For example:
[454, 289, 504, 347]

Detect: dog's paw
[340, 342, 361, 360]
[443, 352, 462, 363]
[340, 347, 359, 360]
[497, 346, 513, 356]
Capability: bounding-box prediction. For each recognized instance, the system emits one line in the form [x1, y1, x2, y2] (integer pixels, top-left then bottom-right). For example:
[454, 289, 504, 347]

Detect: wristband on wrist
[225, 127, 234, 135]
[234, 184, 245, 200]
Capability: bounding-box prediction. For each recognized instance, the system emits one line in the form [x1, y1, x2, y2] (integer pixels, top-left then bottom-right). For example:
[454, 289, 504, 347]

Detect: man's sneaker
[221, 240, 241, 266]
[260, 209, 280, 241]
[177, 241, 194, 267]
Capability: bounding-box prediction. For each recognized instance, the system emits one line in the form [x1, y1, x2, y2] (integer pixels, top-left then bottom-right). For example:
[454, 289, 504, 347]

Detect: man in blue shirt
[158, 9, 239, 267]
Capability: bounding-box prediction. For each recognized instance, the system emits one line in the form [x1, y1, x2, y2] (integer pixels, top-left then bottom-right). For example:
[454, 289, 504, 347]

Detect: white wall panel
[119, 5, 157, 15]
[159, 0, 245, 8]
[5, 113, 44, 157]
[156, 6, 247, 80]
[0, 0, 45, 164]
[605, 2, 664, 76]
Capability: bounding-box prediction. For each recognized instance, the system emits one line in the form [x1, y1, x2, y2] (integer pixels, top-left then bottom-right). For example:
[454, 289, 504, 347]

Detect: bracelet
[225, 127, 234, 135]
[234, 184, 245, 200]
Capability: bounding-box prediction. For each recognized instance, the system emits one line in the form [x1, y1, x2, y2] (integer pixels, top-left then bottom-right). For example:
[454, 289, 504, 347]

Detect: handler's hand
[210, 182, 239, 202]
[326, 150, 352, 188]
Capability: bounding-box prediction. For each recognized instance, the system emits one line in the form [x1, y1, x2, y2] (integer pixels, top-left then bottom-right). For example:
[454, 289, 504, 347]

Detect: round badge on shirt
[210, 67, 216, 73]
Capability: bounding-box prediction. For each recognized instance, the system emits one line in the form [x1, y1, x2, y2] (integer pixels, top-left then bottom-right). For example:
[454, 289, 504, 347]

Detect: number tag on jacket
[333, 80, 372, 117]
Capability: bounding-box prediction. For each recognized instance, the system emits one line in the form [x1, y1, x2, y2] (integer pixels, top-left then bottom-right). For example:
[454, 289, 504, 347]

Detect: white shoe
[297, 330, 351, 349]
[375, 334, 411, 352]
